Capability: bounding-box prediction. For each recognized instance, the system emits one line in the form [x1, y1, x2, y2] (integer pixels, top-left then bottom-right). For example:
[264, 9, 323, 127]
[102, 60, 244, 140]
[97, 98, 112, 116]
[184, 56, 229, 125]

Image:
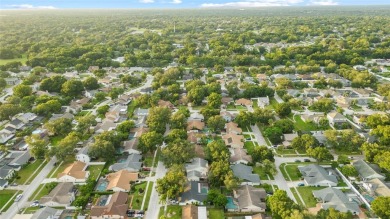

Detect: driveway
[1, 158, 56, 219]
[144, 161, 167, 219]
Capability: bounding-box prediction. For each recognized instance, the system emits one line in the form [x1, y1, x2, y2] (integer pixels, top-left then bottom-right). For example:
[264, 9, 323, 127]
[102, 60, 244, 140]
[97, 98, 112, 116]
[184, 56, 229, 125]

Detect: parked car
[303, 159, 311, 162]
[15, 194, 23, 202]
[294, 159, 301, 163]
[298, 183, 305, 187]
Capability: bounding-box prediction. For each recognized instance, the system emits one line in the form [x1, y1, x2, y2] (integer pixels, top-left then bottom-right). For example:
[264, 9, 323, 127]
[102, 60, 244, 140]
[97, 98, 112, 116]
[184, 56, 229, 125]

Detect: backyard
[208, 208, 225, 219]
[293, 115, 319, 131]
[296, 186, 325, 207]
[47, 156, 75, 178]
[253, 166, 274, 180]
[158, 205, 182, 219]
[14, 159, 46, 184]
[87, 165, 104, 181]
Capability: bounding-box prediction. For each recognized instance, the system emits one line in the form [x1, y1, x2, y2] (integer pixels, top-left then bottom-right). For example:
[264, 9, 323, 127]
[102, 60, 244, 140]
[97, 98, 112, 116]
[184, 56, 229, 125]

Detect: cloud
[139, 0, 155, 3]
[201, 0, 304, 7]
[309, 0, 339, 5]
[8, 4, 56, 9]
[171, 0, 182, 4]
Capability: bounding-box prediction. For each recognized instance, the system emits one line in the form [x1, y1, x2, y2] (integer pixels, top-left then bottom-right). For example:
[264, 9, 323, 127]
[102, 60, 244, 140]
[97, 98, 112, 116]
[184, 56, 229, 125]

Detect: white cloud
[201, 0, 304, 7]
[8, 4, 56, 9]
[171, 0, 182, 4]
[309, 0, 339, 5]
[139, 0, 155, 3]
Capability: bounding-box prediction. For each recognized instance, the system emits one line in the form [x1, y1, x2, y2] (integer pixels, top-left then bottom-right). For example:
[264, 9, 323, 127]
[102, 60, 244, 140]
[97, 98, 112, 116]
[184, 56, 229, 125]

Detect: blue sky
[0, 0, 388, 9]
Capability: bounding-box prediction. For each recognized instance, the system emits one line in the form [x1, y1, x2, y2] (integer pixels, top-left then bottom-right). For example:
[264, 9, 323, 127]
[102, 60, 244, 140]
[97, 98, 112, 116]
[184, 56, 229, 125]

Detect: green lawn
[0, 190, 19, 212]
[208, 208, 225, 219]
[226, 104, 247, 111]
[158, 205, 182, 219]
[0, 55, 27, 65]
[253, 166, 274, 180]
[47, 156, 75, 178]
[29, 182, 58, 201]
[293, 115, 319, 131]
[252, 100, 259, 109]
[276, 148, 297, 155]
[23, 206, 41, 214]
[291, 188, 304, 206]
[280, 163, 303, 181]
[50, 136, 64, 147]
[130, 182, 147, 210]
[87, 165, 104, 181]
[143, 149, 159, 168]
[244, 141, 256, 153]
[266, 97, 279, 109]
[296, 186, 325, 207]
[143, 182, 154, 210]
[255, 183, 274, 193]
[14, 159, 46, 184]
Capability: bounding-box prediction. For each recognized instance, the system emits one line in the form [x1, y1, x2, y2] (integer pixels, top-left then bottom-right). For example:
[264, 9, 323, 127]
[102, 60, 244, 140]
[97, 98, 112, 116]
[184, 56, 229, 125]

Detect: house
[187, 120, 205, 131]
[95, 120, 117, 133]
[220, 111, 234, 122]
[353, 160, 386, 181]
[106, 170, 139, 192]
[282, 133, 298, 148]
[256, 74, 268, 81]
[225, 122, 242, 134]
[122, 139, 141, 155]
[109, 154, 142, 172]
[354, 88, 372, 97]
[287, 89, 301, 97]
[90, 191, 128, 219]
[327, 112, 347, 125]
[235, 98, 252, 106]
[182, 205, 207, 219]
[158, 100, 175, 109]
[233, 185, 267, 212]
[223, 133, 244, 148]
[303, 88, 320, 97]
[134, 108, 149, 117]
[0, 179, 8, 190]
[298, 164, 338, 187]
[7, 118, 25, 130]
[189, 112, 204, 121]
[16, 112, 37, 124]
[0, 165, 15, 179]
[313, 188, 360, 215]
[229, 148, 252, 165]
[40, 182, 75, 207]
[245, 213, 272, 219]
[185, 158, 208, 181]
[31, 207, 63, 219]
[301, 114, 324, 124]
[49, 112, 74, 122]
[221, 97, 234, 106]
[57, 161, 89, 183]
[88, 66, 99, 72]
[257, 97, 270, 108]
[179, 181, 208, 205]
[187, 132, 203, 144]
[352, 114, 367, 126]
[76, 144, 92, 163]
[0, 129, 15, 144]
[69, 97, 90, 113]
[6, 150, 31, 170]
[231, 163, 260, 185]
[362, 178, 390, 198]
[5, 77, 19, 85]
[130, 127, 149, 138]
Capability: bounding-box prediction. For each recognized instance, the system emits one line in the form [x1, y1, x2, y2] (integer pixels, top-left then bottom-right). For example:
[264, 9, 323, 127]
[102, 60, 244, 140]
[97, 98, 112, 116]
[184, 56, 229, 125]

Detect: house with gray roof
[109, 154, 142, 172]
[134, 108, 149, 117]
[353, 160, 385, 181]
[185, 158, 208, 181]
[40, 182, 75, 207]
[313, 188, 360, 215]
[7, 118, 25, 130]
[0, 179, 8, 190]
[76, 144, 92, 163]
[299, 164, 338, 187]
[231, 163, 260, 185]
[0, 165, 14, 180]
[6, 150, 31, 170]
[179, 181, 209, 205]
[233, 185, 267, 212]
[31, 206, 63, 219]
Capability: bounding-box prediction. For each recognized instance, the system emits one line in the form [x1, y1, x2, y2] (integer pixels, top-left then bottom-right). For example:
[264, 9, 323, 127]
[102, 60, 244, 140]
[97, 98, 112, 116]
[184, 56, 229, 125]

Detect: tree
[338, 164, 357, 177]
[187, 87, 205, 105]
[337, 155, 350, 164]
[316, 208, 353, 219]
[97, 105, 109, 116]
[165, 129, 187, 143]
[170, 111, 187, 129]
[264, 126, 283, 144]
[262, 159, 277, 176]
[13, 84, 32, 98]
[116, 120, 135, 134]
[273, 119, 294, 133]
[371, 196, 390, 219]
[44, 118, 73, 137]
[226, 81, 239, 98]
[161, 139, 194, 167]
[361, 142, 386, 162]
[253, 108, 274, 125]
[76, 115, 97, 134]
[61, 79, 84, 97]
[34, 100, 62, 115]
[156, 165, 187, 202]
[94, 92, 106, 102]
[40, 76, 66, 92]
[0, 104, 21, 120]
[374, 151, 390, 171]
[208, 160, 231, 187]
[235, 111, 254, 128]
[0, 78, 6, 90]
[275, 103, 291, 117]
[25, 134, 47, 159]
[291, 134, 319, 151]
[268, 190, 300, 219]
[207, 92, 222, 109]
[138, 131, 163, 153]
[252, 146, 274, 163]
[51, 132, 80, 161]
[83, 76, 99, 90]
[200, 107, 220, 121]
[147, 107, 171, 134]
[207, 115, 225, 133]
[206, 189, 228, 207]
[88, 139, 115, 161]
[307, 147, 333, 162]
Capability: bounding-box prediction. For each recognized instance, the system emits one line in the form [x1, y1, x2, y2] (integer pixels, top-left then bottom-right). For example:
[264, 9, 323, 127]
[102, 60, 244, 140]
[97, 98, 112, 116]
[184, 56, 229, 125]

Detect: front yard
[158, 205, 182, 219]
[130, 182, 147, 210]
[296, 186, 325, 207]
[293, 115, 319, 131]
[0, 190, 20, 212]
[47, 156, 75, 178]
[253, 166, 274, 180]
[280, 163, 302, 181]
[87, 165, 104, 181]
[28, 182, 58, 201]
[14, 159, 46, 184]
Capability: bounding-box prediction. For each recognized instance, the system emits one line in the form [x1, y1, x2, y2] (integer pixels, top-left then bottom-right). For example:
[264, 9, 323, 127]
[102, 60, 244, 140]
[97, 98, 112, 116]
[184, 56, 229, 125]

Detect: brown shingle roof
[57, 161, 87, 180]
[187, 120, 205, 131]
[182, 205, 198, 219]
[90, 191, 128, 218]
[106, 170, 138, 191]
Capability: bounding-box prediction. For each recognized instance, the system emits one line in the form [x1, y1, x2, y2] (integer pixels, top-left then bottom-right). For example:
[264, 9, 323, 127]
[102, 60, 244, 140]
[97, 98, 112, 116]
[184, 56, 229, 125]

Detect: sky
[0, 0, 389, 9]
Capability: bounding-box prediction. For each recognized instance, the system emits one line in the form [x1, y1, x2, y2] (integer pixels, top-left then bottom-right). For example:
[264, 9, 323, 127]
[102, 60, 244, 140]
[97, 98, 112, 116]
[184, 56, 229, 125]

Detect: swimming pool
[363, 194, 375, 203]
[226, 197, 238, 210]
[96, 181, 108, 191]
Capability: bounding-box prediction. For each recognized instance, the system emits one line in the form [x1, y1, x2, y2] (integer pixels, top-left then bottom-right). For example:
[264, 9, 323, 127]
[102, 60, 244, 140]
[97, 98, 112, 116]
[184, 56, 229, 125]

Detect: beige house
[106, 170, 139, 192]
[235, 98, 252, 106]
[225, 122, 242, 134]
[223, 133, 244, 148]
[229, 148, 252, 164]
[233, 185, 267, 212]
[187, 120, 205, 131]
[40, 182, 75, 207]
[57, 161, 89, 183]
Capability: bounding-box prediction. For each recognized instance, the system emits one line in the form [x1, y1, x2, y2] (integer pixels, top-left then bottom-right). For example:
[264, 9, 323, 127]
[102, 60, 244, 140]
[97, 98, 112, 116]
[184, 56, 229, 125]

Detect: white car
[30, 202, 39, 207]
[15, 194, 23, 202]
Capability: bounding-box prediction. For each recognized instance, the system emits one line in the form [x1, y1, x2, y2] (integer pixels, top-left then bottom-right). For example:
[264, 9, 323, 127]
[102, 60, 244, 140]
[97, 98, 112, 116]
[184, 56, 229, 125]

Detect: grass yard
[0, 55, 27, 65]
[252, 100, 259, 109]
[226, 104, 247, 111]
[0, 190, 19, 212]
[276, 148, 297, 155]
[290, 188, 304, 206]
[87, 165, 104, 181]
[293, 115, 319, 131]
[47, 156, 75, 178]
[130, 182, 147, 210]
[244, 141, 256, 153]
[14, 159, 46, 184]
[208, 208, 225, 219]
[23, 206, 40, 214]
[296, 186, 325, 207]
[29, 182, 58, 201]
[280, 163, 303, 181]
[255, 183, 274, 193]
[144, 149, 160, 168]
[143, 182, 154, 210]
[50, 136, 64, 147]
[253, 166, 274, 180]
[158, 205, 182, 219]
[334, 149, 362, 155]
[266, 97, 279, 109]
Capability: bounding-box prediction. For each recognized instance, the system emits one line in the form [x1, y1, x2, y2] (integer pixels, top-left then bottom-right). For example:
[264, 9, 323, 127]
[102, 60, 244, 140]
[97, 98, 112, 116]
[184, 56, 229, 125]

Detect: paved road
[145, 161, 167, 219]
[1, 158, 56, 219]
[250, 124, 268, 146]
[124, 74, 153, 95]
[274, 92, 284, 103]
